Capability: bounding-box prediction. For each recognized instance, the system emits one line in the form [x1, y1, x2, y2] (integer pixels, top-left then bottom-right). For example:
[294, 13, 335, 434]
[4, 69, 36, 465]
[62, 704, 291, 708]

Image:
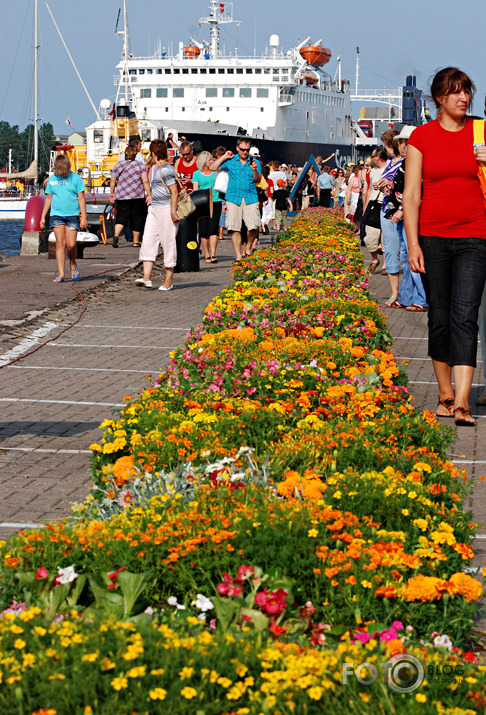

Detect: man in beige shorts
[210, 138, 261, 261]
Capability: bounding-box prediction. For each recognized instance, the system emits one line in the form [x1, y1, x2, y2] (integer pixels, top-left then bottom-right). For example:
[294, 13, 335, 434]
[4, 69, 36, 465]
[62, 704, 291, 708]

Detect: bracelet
[408, 242, 419, 248]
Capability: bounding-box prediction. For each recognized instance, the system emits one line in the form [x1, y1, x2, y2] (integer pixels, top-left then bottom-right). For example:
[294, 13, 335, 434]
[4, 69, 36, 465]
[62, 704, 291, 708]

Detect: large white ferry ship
[106, 0, 357, 166]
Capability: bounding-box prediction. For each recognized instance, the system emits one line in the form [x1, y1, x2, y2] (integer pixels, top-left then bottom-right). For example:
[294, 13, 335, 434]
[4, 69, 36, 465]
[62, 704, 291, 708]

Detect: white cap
[249, 147, 260, 157]
[281, 163, 288, 168]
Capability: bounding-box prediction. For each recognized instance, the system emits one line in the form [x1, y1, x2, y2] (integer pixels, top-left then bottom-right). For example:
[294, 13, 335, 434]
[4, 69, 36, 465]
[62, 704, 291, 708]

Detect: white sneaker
[135, 278, 152, 288]
[158, 285, 174, 291]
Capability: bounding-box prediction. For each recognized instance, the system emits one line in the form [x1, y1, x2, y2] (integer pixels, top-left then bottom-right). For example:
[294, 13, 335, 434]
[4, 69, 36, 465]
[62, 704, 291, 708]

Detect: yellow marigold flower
[149, 688, 167, 700]
[179, 666, 194, 680]
[181, 686, 198, 699]
[100, 657, 116, 671]
[401, 508, 409, 516]
[308, 686, 324, 700]
[81, 652, 99, 663]
[150, 668, 165, 676]
[413, 519, 428, 531]
[48, 673, 66, 680]
[359, 693, 370, 703]
[217, 677, 233, 688]
[22, 653, 35, 667]
[415, 693, 427, 703]
[89, 443, 102, 452]
[13, 638, 26, 649]
[127, 665, 146, 678]
[361, 580, 372, 589]
[413, 462, 432, 472]
[111, 676, 128, 691]
[308, 529, 319, 538]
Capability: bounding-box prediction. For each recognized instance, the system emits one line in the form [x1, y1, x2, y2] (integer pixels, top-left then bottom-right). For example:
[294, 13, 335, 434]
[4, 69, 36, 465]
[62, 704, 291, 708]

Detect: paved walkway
[0, 234, 248, 538]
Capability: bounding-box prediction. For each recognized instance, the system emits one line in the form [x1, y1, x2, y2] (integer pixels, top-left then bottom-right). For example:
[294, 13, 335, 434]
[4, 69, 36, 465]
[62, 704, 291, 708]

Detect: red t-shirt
[267, 177, 274, 198]
[408, 119, 486, 238]
[175, 158, 198, 193]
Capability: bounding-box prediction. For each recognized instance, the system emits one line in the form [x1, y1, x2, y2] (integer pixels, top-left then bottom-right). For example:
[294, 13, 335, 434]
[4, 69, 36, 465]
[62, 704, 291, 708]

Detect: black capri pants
[419, 235, 486, 367]
[114, 198, 147, 233]
[198, 202, 222, 238]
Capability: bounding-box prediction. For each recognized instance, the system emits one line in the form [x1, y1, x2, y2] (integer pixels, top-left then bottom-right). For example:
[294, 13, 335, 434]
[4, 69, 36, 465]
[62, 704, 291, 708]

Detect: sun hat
[395, 125, 416, 141]
[277, 179, 285, 186]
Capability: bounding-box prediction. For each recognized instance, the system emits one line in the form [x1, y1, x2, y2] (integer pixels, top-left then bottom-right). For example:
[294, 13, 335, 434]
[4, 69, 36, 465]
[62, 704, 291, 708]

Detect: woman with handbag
[362, 148, 387, 273]
[193, 151, 222, 264]
[404, 67, 486, 426]
[135, 140, 179, 291]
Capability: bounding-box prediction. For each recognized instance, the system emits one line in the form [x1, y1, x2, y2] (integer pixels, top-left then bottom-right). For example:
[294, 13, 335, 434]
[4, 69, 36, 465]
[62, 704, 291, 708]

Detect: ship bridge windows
[264, 68, 270, 74]
[140, 89, 151, 98]
[257, 88, 268, 98]
[223, 88, 235, 97]
[146, 69, 153, 75]
[246, 68, 253, 74]
[157, 69, 162, 74]
[201, 68, 207, 74]
[156, 88, 168, 98]
[236, 68, 243, 74]
[227, 68, 234, 74]
[139, 69, 145, 75]
[173, 88, 184, 97]
[218, 68, 225, 74]
[206, 88, 217, 97]
[129, 70, 137, 75]
[240, 88, 252, 97]
[94, 129, 103, 143]
[191, 68, 198, 74]
[182, 68, 189, 74]
[165, 69, 171, 74]
[255, 68, 262, 74]
[209, 68, 216, 74]
[173, 68, 180, 74]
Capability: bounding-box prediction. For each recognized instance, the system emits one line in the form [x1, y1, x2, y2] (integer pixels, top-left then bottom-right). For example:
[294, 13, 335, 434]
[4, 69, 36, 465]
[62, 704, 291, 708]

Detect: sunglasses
[181, 151, 192, 157]
[238, 147, 250, 152]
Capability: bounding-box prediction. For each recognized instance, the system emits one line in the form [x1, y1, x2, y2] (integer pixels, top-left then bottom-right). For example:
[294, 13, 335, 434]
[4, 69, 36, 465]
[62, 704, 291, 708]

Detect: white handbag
[214, 170, 229, 194]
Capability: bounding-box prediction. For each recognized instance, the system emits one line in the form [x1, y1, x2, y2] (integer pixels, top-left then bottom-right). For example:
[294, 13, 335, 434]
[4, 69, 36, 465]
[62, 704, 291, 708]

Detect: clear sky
[1, 0, 485, 137]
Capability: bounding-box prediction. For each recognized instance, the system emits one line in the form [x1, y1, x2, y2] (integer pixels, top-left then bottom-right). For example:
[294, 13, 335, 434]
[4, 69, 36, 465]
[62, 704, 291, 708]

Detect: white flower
[194, 594, 214, 612]
[167, 596, 186, 610]
[433, 634, 453, 649]
[56, 566, 78, 584]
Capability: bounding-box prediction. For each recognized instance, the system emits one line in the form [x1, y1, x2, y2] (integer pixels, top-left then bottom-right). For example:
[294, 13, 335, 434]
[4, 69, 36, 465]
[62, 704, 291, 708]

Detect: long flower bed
[0, 209, 485, 714]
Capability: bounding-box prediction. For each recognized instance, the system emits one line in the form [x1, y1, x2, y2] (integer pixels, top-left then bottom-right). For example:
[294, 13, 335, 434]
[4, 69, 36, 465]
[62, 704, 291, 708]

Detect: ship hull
[182, 132, 360, 168]
[0, 198, 29, 220]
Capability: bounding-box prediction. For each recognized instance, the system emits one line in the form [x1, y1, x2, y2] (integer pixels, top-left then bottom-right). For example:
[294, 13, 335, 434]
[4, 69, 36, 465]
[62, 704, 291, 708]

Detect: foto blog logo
[342, 654, 425, 694]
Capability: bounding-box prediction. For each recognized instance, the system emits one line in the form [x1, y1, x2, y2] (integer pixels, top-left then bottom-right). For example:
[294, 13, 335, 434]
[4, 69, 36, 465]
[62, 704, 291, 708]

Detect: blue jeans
[420, 236, 486, 366]
[380, 213, 400, 274]
[397, 221, 427, 308]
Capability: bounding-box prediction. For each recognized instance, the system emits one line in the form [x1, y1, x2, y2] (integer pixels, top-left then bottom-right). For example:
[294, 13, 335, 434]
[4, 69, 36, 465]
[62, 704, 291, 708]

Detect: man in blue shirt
[316, 166, 335, 208]
[210, 138, 261, 261]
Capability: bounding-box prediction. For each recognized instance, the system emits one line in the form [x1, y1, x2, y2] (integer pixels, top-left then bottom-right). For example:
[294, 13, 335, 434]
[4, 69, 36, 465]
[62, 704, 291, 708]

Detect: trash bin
[174, 188, 213, 273]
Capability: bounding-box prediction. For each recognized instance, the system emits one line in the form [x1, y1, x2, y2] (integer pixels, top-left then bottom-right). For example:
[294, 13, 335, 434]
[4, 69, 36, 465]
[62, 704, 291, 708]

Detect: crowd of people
[42, 65, 486, 427]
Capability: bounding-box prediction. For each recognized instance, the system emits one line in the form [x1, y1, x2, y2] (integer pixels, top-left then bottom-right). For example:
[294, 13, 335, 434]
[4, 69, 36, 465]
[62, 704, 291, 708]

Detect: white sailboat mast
[34, 0, 39, 169]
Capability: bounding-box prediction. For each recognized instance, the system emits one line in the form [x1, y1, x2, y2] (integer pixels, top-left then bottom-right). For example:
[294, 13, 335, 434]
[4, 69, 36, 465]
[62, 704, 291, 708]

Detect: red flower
[35, 567, 48, 581]
[269, 618, 288, 636]
[217, 573, 242, 597]
[235, 565, 255, 584]
[255, 587, 289, 615]
[107, 565, 126, 590]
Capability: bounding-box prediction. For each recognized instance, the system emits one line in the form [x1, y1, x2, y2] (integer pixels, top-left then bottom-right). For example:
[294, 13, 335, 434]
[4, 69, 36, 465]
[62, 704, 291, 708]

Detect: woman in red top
[404, 67, 486, 426]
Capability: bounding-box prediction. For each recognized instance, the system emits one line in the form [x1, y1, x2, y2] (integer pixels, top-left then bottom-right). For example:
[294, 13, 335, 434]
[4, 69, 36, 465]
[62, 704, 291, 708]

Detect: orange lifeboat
[299, 45, 332, 66]
[304, 74, 319, 86]
[183, 45, 201, 59]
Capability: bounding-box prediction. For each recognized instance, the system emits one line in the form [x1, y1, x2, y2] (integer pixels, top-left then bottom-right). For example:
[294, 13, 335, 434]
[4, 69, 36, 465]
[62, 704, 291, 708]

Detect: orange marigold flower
[402, 574, 447, 602]
[385, 639, 406, 656]
[374, 585, 397, 599]
[112, 455, 137, 487]
[448, 573, 483, 602]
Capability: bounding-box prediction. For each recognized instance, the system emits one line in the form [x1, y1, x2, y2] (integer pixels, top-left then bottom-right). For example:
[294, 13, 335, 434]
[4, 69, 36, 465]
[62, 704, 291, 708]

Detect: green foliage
[0, 120, 55, 172]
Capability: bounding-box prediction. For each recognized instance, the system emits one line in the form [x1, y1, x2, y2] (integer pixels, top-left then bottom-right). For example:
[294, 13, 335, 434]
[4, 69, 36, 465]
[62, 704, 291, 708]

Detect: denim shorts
[49, 215, 80, 230]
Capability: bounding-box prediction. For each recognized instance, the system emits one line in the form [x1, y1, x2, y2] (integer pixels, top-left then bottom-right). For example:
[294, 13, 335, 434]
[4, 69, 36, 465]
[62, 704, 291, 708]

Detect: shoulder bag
[362, 190, 383, 229]
[473, 119, 486, 211]
[157, 167, 196, 220]
[213, 170, 229, 194]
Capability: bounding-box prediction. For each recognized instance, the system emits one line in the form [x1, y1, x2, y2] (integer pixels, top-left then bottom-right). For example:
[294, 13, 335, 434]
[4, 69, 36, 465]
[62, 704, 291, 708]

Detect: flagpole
[34, 0, 39, 170]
